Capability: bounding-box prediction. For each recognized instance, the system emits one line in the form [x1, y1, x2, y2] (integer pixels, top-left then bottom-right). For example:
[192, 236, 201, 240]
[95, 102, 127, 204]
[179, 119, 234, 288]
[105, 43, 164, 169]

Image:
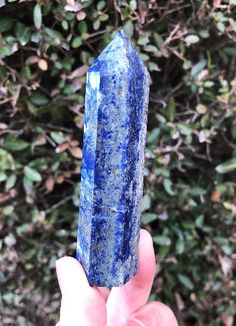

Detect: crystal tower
[76, 31, 150, 287]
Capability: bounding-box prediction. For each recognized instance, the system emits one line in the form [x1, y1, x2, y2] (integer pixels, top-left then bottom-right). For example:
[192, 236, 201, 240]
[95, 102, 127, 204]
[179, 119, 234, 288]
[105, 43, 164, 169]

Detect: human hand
[56, 229, 178, 326]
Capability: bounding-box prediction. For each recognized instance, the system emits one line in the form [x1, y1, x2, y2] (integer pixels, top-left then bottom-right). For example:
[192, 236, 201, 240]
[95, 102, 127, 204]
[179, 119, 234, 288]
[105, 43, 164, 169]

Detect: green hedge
[1, 1, 236, 325]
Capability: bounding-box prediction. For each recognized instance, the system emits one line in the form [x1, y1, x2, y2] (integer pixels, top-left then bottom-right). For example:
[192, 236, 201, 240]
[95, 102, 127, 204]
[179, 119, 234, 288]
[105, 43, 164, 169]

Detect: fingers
[56, 256, 106, 326]
[127, 301, 179, 326]
[107, 229, 156, 325]
[56, 256, 89, 298]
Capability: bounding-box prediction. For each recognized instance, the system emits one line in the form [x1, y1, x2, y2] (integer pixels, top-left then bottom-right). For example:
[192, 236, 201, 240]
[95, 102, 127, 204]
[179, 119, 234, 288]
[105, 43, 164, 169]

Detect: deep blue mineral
[76, 30, 150, 287]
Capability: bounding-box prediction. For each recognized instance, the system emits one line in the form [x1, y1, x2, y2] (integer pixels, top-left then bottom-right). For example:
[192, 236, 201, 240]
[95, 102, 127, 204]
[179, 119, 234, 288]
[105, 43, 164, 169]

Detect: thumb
[56, 256, 106, 326]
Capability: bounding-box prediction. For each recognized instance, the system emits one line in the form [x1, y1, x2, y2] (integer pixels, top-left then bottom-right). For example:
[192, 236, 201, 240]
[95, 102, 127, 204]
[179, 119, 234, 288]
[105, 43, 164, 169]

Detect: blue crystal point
[76, 31, 150, 287]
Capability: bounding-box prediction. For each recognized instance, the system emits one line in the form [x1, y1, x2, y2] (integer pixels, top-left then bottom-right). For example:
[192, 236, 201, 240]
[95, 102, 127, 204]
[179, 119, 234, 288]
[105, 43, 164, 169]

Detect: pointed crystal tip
[89, 30, 147, 74]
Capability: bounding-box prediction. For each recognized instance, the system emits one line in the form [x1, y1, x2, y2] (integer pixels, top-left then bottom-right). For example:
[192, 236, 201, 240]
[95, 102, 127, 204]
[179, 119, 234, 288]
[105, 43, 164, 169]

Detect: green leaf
[129, 0, 137, 11]
[217, 21, 225, 33]
[30, 93, 49, 106]
[153, 33, 164, 47]
[140, 53, 149, 62]
[195, 215, 204, 228]
[147, 128, 160, 144]
[3, 205, 14, 216]
[97, 0, 106, 10]
[0, 173, 7, 182]
[148, 62, 159, 72]
[23, 176, 33, 194]
[142, 213, 157, 225]
[138, 34, 149, 46]
[50, 131, 66, 144]
[144, 45, 158, 53]
[72, 37, 82, 48]
[100, 14, 109, 22]
[153, 235, 171, 246]
[24, 248, 36, 260]
[215, 158, 236, 174]
[0, 17, 15, 33]
[178, 123, 192, 136]
[26, 101, 38, 116]
[44, 28, 63, 46]
[16, 223, 31, 235]
[158, 245, 171, 257]
[15, 22, 30, 46]
[163, 179, 175, 196]
[4, 137, 29, 151]
[222, 245, 232, 255]
[0, 42, 18, 59]
[6, 174, 17, 189]
[24, 166, 42, 182]
[31, 31, 41, 43]
[204, 80, 214, 88]
[62, 20, 69, 31]
[33, 4, 42, 30]
[15, 23, 30, 46]
[167, 97, 176, 122]
[93, 19, 101, 31]
[191, 60, 207, 77]
[78, 21, 88, 35]
[213, 236, 229, 245]
[185, 34, 200, 44]
[176, 239, 185, 254]
[123, 20, 134, 38]
[188, 187, 206, 196]
[178, 274, 194, 290]
[142, 193, 151, 211]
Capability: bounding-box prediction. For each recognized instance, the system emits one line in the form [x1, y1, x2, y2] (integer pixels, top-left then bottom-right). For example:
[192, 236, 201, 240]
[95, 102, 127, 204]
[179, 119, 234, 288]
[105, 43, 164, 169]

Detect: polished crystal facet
[76, 31, 150, 287]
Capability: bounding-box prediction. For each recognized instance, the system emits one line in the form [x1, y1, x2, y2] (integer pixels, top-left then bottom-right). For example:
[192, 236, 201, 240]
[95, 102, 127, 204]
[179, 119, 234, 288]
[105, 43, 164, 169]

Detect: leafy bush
[0, 1, 236, 325]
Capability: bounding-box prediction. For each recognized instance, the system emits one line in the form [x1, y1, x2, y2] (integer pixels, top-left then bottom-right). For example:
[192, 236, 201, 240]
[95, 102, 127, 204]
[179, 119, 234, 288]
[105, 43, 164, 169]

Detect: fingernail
[126, 319, 145, 326]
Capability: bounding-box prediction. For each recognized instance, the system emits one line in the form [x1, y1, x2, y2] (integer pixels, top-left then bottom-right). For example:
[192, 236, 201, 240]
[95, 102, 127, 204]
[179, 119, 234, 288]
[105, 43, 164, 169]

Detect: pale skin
[56, 229, 178, 326]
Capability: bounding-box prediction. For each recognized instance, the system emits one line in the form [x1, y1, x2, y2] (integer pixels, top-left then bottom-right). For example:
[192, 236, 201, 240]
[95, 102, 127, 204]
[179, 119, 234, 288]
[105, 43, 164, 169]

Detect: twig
[220, 131, 236, 151]
[37, 123, 74, 133]
[44, 195, 73, 214]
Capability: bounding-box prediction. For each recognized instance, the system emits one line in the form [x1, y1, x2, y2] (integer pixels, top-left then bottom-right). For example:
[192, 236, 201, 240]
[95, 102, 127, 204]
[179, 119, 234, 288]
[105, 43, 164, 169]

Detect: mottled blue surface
[76, 31, 150, 287]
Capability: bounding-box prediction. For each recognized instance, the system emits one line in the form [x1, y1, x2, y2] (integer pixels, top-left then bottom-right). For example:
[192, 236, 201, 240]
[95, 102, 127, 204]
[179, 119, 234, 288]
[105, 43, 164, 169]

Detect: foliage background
[0, 0, 236, 325]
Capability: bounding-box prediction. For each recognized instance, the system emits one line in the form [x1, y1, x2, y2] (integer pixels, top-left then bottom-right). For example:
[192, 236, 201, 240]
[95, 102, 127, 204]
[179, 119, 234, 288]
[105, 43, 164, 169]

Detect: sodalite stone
[76, 30, 150, 287]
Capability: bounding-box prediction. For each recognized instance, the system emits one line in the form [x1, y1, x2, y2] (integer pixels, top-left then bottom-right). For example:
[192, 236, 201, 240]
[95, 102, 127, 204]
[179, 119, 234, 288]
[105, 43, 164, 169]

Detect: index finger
[56, 256, 107, 326]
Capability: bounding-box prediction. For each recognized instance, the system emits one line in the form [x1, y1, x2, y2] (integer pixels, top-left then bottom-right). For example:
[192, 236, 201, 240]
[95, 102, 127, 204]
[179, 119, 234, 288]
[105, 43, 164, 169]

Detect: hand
[56, 229, 178, 326]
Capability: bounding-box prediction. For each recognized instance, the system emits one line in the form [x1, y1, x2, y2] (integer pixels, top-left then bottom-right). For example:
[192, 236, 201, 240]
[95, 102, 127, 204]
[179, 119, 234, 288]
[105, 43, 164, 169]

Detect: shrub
[0, 1, 236, 325]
